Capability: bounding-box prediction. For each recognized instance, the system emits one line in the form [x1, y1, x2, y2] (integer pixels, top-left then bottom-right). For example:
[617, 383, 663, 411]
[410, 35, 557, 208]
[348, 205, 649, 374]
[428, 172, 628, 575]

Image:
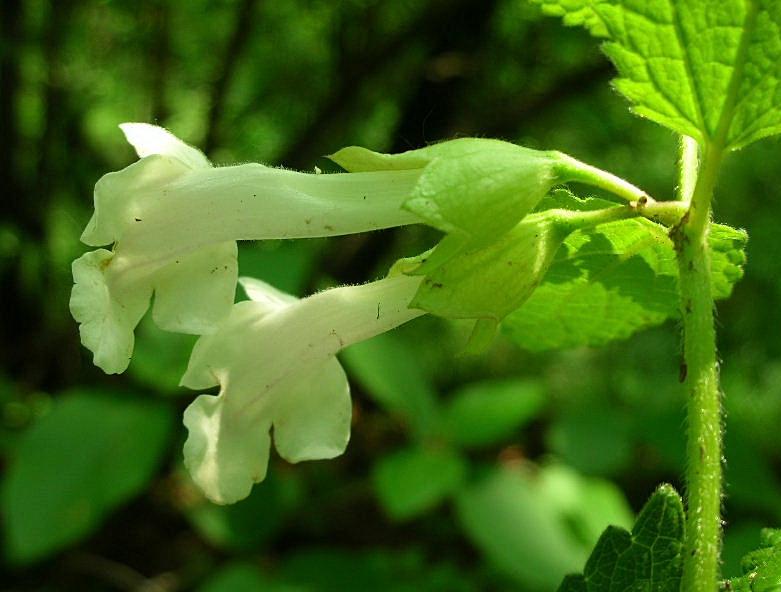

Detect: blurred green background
[1, 0, 780, 590]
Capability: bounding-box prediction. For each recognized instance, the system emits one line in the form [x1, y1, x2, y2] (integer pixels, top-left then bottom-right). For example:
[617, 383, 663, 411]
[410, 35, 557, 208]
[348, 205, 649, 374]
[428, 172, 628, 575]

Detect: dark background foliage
[1, 1, 780, 590]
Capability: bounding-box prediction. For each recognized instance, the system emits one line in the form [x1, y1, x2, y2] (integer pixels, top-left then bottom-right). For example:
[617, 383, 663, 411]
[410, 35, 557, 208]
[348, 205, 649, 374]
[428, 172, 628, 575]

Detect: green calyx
[330, 138, 562, 250]
[392, 204, 641, 352]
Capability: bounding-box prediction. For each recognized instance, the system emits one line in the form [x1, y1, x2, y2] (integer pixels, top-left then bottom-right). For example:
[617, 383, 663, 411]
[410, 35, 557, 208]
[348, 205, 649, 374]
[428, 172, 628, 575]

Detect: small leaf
[504, 196, 747, 351]
[558, 484, 685, 592]
[372, 446, 466, 520]
[442, 379, 544, 449]
[725, 528, 781, 592]
[559, 574, 588, 592]
[2, 391, 174, 563]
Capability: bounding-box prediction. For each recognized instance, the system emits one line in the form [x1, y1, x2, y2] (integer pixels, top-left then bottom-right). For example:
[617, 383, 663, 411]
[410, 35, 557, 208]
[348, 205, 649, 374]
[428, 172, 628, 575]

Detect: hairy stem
[676, 142, 723, 592]
[554, 152, 651, 204]
[678, 136, 699, 203]
[553, 200, 686, 234]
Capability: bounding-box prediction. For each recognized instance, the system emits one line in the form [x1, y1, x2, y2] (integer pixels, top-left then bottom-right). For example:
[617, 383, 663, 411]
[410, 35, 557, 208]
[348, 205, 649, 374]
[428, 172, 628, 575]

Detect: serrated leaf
[503, 196, 747, 351]
[726, 529, 781, 591]
[535, 0, 781, 150]
[2, 391, 174, 563]
[532, 0, 608, 36]
[442, 379, 545, 448]
[372, 446, 466, 520]
[558, 484, 685, 592]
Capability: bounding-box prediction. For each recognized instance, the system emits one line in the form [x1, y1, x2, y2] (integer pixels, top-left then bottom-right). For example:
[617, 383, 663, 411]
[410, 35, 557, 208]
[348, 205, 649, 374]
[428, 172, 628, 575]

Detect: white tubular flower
[70, 123, 422, 374]
[180, 274, 424, 505]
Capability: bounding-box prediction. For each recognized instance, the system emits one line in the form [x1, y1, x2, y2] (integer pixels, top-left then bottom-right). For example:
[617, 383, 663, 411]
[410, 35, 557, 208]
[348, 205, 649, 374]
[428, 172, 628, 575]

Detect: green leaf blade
[2, 391, 174, 564]
[503, 196, 747, 351]
[559, 484, 685, 592]
[372, 446, 466, 520]
[537, 0, 781, 150]
[442, 379, 545, 449]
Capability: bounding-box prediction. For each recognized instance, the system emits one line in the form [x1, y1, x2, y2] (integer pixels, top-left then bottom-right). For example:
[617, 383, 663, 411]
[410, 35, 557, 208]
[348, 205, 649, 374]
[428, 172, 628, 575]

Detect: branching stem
[554, 152, 652, 204]
[676, 141, 724, 592]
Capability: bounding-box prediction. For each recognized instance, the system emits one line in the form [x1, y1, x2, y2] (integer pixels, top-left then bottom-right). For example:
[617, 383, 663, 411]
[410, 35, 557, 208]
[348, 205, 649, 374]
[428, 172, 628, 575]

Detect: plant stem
[552, 200, 686, 234]
[554, 152, 651, 204]
[676, 141, 724, 592]
[678, 136, 699, 203]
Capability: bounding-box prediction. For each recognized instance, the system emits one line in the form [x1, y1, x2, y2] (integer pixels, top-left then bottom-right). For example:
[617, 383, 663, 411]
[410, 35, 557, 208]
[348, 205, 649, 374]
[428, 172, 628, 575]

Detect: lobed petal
[69, 249, 152, 374]
[271, 358, 351, 463]
[180, 276, 424, 503]
[183, 393, 271, 505]
[151, 241, 238, 335]
[119, 123, 211, 170]
[82, 155, 191, 247]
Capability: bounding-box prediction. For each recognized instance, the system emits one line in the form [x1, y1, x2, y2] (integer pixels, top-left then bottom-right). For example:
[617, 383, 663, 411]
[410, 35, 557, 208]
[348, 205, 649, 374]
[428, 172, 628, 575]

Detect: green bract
[393, 209, 573, 350]
[180, 275, 424, 504]
[70, 124, 424, 374]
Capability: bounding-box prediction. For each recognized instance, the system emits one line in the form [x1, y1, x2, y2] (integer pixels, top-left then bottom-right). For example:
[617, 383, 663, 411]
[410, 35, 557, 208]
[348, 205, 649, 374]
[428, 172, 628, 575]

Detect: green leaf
[187, 471, 304, 552]
[198, 563, 270, 592]
[725, 529, 781, 591]
[559, 575, 588, 592]
[442, 379, 545, 449]
[2, 391, 174, 563]
[503, 196, 747, 351]
[372, 446, 466, 521]
[532, 0, 608, 36]
[558, 484, 685, 592]
[534, 0, 781, 150]
[341, 332, 439, 438]
[129, 315, 197, 394]
[237, 239, 321, 297]
[330, 138, 561, 247]
[547, 405, 633, 475]
[457, 464, 632, 590]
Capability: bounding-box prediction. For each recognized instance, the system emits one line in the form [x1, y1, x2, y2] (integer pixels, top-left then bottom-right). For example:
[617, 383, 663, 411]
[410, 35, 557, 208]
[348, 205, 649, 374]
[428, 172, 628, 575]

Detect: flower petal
[179, 300, 264, 390]
[182, 393, 271, 505]
[272, 358, 351, 463]
[239, 276, 297, 310]
[151, 241, 238, 334]
[119, 123, 211, 170]
[82, 154, 191, 247]
[69, 249, 152, 374]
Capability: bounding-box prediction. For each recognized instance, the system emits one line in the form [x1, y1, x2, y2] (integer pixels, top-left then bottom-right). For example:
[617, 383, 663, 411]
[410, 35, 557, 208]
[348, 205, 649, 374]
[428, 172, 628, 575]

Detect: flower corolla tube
[70, 124, 422, 374]
[181, 274, 424, 504]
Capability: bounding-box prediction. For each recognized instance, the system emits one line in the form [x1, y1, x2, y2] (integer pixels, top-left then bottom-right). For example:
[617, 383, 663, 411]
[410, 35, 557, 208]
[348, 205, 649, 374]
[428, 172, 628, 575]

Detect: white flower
[180, 274, 424, 504]
[70, 124, 423, 374]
